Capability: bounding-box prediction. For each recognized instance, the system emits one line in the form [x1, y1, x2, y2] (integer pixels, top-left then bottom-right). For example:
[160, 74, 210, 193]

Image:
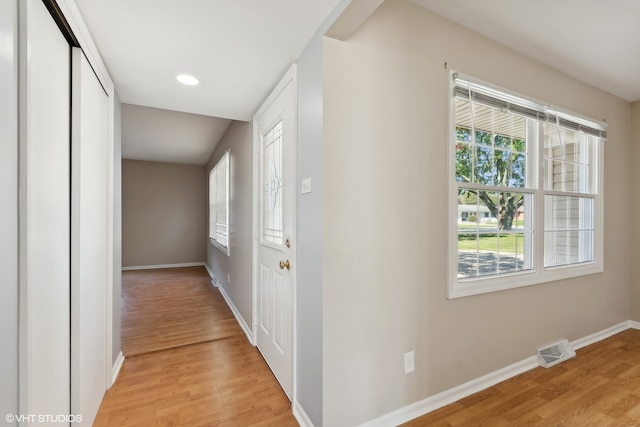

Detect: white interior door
[254, 66, 297, 400]
[19, 0, 71, 417]
[71, 48, 109, 426]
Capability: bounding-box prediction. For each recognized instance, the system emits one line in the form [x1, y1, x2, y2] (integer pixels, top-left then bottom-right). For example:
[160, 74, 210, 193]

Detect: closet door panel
[71, 48, 109, 427]
[20, 0, 71, 417]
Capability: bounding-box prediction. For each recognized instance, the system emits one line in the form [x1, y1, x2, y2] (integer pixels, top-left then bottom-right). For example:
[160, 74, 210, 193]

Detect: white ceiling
[76, 0, 343, 121]
[75, 0, 343, 165]
[410, 0, 640, 103]
[75, 0, 640, 165]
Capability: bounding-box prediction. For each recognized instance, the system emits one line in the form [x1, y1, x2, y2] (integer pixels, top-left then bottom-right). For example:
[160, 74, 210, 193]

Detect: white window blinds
[452, 73, 607, 139]
[209, 151, 230, 250]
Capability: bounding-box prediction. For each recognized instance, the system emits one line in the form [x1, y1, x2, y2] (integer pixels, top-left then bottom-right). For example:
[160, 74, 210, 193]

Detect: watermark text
[5, 414, 83, 423]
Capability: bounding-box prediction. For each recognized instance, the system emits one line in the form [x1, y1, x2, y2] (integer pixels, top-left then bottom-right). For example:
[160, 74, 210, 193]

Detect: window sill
[449, 261, 603, 299]
[210, 238, 230, 256]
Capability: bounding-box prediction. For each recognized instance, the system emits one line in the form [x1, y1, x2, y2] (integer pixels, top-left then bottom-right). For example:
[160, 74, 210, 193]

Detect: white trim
[629, 321, 640, 330]
[121, 262, 206, 271]
[216, 282, 255, 345]
[571, 321, 630, 350]
[54, 0, 114, 93]
[359, 321, 632, 427]
[203, 263, 217, 287]
[359, 357, 537, 427]
[293, 401, 315, 427]
[110, 351, 124, 386]
[105, 57, 115, 395]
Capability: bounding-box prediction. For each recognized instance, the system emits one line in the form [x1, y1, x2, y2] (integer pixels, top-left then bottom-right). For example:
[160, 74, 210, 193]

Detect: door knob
[279, 260, 290, 270]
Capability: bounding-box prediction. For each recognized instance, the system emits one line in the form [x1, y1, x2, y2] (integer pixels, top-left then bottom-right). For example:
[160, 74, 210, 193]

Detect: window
[261, 120, 284, 246]
[450, 73, 605, 298]
[209, 151, 230, 253]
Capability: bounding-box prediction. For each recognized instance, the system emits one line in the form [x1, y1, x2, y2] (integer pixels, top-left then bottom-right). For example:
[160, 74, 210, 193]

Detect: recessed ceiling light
[176, 74, 199, 86]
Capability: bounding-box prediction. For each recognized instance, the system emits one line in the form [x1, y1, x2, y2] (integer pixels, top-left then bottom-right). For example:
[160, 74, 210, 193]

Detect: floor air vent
[536, 339, 575, 368]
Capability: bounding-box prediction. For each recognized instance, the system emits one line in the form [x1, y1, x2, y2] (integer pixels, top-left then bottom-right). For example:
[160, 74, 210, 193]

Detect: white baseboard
[216, 281, 255, 345]
[203, 263, 217, 287]
[293, 400, 314, 427]
[111, 351, 125, 387]
[359, 355, 537, 427]
[570, 321, 630, 350]
[628, 320, 640, 330]
[359, 321, 632, 427]
[122, 262, 205, 271]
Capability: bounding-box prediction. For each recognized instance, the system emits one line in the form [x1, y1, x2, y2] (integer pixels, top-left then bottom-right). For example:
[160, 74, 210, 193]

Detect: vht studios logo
[6, 414, 83, 423]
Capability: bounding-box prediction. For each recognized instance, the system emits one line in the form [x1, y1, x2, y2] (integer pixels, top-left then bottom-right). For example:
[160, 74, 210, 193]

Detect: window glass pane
[215, 153, 229, 247]
[457, 190, 532, 279]
[455, 101, 527, 189]
[544, 195, 593, 267]
[510, 152, 526, 187]
[455, 140, 471, 183]
[543, 125, 592, 193]
[474, 145, 494, 185]
[209, 170, 216, 240]
[262, 120, 284, 245]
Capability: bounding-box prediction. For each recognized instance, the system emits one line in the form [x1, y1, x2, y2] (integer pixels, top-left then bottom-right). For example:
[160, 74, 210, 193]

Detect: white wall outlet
[227, 273, 230, 284]
[404, 351, 415, 374]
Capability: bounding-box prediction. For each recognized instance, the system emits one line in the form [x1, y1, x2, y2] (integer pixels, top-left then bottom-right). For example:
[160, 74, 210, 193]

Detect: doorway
[253, 65, 298, 400]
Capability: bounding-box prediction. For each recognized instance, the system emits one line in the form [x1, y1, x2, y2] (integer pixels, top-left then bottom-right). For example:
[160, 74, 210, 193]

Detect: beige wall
[206, 121, 254, 327]
[323, 0, 632, 424]
[631, 102, 640, 320]
[122, 159, 207, 267]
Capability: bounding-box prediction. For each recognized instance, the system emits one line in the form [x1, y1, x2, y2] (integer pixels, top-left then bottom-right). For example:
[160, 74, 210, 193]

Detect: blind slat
[453, 76, 607, 139]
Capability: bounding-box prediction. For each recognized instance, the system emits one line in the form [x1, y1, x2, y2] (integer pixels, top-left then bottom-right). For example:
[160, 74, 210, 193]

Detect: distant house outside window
[209, 151, 230, 254]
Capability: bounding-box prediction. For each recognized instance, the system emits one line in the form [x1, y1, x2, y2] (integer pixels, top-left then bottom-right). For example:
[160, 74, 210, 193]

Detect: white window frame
[209, 150, 230, 255]
[448, 72, 605, 299]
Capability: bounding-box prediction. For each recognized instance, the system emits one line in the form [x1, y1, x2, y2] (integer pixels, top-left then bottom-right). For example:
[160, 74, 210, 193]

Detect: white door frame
[252, 64, 298, 404]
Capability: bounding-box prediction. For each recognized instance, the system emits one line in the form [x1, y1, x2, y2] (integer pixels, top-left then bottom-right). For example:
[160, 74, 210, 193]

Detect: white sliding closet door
[19, 0, 71, 417]
[0, 0, 19, 418]
[71, 48, 109, 426]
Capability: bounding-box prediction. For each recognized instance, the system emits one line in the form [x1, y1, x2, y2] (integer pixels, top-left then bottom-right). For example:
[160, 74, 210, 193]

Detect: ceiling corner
[325, 0, 384, 41]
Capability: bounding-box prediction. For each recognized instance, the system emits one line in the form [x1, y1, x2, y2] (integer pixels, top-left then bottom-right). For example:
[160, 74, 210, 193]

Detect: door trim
[252, 64, 298, 403]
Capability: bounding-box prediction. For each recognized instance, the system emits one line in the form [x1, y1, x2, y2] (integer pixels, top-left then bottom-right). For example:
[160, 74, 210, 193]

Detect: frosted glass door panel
[262, 120, 284, 246]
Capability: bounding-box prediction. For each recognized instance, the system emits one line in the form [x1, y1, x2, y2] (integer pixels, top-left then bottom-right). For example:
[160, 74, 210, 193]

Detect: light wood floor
[120, 266, 243, 356]
[94, 266, 298, 426]
[403, 328, 640, 426]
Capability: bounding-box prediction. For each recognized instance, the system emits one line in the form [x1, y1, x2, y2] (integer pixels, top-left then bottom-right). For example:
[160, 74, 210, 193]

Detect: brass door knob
[279, 260, 290, 270]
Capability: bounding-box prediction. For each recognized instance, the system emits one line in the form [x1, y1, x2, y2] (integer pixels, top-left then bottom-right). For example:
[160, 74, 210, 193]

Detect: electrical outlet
[404, 351, 415, 374]
[227, 273, 230, 284]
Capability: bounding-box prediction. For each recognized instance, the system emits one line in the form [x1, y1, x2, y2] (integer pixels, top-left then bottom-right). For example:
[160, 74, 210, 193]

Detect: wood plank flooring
[403, 328, 640, 426]
[94, 266, 297, 426]
[97, 266, 640, 426]
[120, 266, 243, 356]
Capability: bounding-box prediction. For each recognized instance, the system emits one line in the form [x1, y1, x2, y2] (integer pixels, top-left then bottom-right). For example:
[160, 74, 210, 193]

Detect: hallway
[94, 266, 298, 426]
